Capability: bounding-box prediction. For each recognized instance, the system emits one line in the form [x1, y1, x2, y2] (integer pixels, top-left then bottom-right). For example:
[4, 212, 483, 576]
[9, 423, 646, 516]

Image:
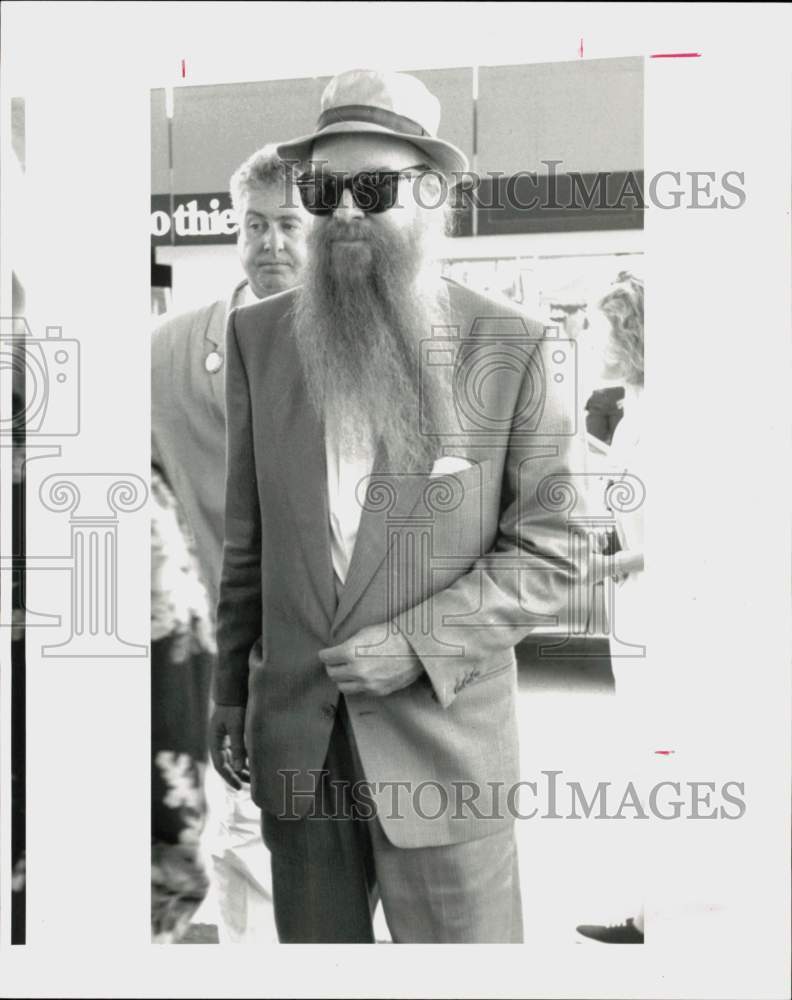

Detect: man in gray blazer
[152, 146, 310, 610]
[152, 145, 311, 941]
[211, 70, 589, 943]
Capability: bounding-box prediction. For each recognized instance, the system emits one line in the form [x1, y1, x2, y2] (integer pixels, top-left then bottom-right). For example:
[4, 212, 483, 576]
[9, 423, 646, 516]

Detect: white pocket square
[430, 456, 474, 477]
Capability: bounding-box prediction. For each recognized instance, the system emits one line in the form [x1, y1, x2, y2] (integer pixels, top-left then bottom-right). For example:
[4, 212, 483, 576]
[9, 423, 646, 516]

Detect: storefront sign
[150, 193, 237, 245]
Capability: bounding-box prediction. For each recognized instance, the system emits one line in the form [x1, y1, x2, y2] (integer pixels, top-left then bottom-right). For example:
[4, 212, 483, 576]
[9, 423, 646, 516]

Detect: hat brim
[277, 121, 469, 179]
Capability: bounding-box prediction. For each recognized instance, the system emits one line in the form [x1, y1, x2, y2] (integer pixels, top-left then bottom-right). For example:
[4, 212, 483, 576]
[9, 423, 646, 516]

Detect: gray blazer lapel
[202, 281, 249, 411]
[276, 356, 338, 632]
[331, 448, 432, 635]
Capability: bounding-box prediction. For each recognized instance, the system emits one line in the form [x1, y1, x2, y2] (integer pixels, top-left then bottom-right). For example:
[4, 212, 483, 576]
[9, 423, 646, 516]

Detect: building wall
[151, 58, 643, 195]
[476, 58, 643, 175]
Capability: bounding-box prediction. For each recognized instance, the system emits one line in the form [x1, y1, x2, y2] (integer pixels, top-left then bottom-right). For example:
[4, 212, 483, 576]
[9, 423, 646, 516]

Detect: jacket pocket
[454, 658, 514, 695]
[430, 458, 495, 497]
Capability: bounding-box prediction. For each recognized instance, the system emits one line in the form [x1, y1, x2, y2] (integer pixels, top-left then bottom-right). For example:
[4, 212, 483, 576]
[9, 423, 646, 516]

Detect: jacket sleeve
[395, 338, 591, 709]
[214, 309, 262, 707]
[150, 317, 174, 477]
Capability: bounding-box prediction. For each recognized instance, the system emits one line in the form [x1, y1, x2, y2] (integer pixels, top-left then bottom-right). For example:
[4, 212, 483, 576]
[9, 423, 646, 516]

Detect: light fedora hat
[277, 68, 469, 177]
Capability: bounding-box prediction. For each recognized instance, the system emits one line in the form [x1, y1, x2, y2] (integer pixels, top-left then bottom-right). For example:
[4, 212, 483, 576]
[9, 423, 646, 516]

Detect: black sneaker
[576, 916, 644, 943]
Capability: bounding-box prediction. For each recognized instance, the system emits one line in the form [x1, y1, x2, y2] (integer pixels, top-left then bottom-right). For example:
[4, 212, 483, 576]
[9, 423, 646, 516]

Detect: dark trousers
[585, 386, 625, 445]
[262, 699, 523, 944]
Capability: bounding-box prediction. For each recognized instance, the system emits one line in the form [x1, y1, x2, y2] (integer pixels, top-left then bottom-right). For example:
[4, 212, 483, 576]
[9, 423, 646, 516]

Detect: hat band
[316, 104, 429, 138]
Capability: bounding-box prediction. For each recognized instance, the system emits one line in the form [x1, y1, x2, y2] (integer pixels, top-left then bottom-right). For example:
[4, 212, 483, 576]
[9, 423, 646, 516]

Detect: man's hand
[319, 623, 424, 697]
[209, 705, 249, 790]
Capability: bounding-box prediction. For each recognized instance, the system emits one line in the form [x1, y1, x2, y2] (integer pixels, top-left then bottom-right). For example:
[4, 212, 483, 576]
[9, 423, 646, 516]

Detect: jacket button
[322, 703, 336, 720]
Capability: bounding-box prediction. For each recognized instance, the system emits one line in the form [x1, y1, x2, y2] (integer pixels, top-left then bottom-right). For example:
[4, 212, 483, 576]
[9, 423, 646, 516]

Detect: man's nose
[262, 225, 284, 255]
[333, 186, 364, 223]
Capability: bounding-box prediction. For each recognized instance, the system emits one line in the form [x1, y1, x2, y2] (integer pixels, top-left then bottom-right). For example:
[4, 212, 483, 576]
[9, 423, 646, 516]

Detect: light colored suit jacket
[216, 278, 589, 848]
[151, 281, 247, 608]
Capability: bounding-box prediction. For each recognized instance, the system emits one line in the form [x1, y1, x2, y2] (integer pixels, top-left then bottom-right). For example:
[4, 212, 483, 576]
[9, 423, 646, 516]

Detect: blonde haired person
[594, 272, 646, 605]
[578, 272, 647, 944]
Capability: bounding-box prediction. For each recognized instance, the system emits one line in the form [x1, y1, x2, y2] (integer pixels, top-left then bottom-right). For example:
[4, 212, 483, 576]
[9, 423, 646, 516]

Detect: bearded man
[210, 69, 588, 943]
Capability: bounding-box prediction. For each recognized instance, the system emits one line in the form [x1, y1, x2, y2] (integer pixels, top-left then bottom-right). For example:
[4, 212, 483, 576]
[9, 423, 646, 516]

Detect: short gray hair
[229, 143, 296, 213]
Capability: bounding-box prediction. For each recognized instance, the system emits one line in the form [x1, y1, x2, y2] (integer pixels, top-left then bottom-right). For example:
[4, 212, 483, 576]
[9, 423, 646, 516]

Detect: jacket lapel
[276, 347, 338, 633]
[331, 446, 431, 636]
[203, 281, 249, 412]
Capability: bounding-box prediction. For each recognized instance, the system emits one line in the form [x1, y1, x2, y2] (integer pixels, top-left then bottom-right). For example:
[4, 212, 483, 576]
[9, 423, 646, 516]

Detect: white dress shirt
[324, 412, 376, 586]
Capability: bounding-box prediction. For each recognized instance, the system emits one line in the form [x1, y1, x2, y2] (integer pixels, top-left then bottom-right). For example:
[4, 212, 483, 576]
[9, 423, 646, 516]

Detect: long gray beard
[293, 217, 453, 474]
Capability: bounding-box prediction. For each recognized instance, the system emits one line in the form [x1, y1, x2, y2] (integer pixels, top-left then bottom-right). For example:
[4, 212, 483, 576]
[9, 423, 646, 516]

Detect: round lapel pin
[205, 351, 223, 374]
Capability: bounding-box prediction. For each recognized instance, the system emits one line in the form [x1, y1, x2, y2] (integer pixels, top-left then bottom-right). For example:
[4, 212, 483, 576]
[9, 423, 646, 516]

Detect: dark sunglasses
[295, 164, 430, 216]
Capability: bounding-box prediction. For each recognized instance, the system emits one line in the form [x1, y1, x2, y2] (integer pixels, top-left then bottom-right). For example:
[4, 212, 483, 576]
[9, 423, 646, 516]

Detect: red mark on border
[655, 750, 675, 755]
[181, 59, 186, 78]
[651, 53, 701, 59]
[579, 38, 584, 58]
